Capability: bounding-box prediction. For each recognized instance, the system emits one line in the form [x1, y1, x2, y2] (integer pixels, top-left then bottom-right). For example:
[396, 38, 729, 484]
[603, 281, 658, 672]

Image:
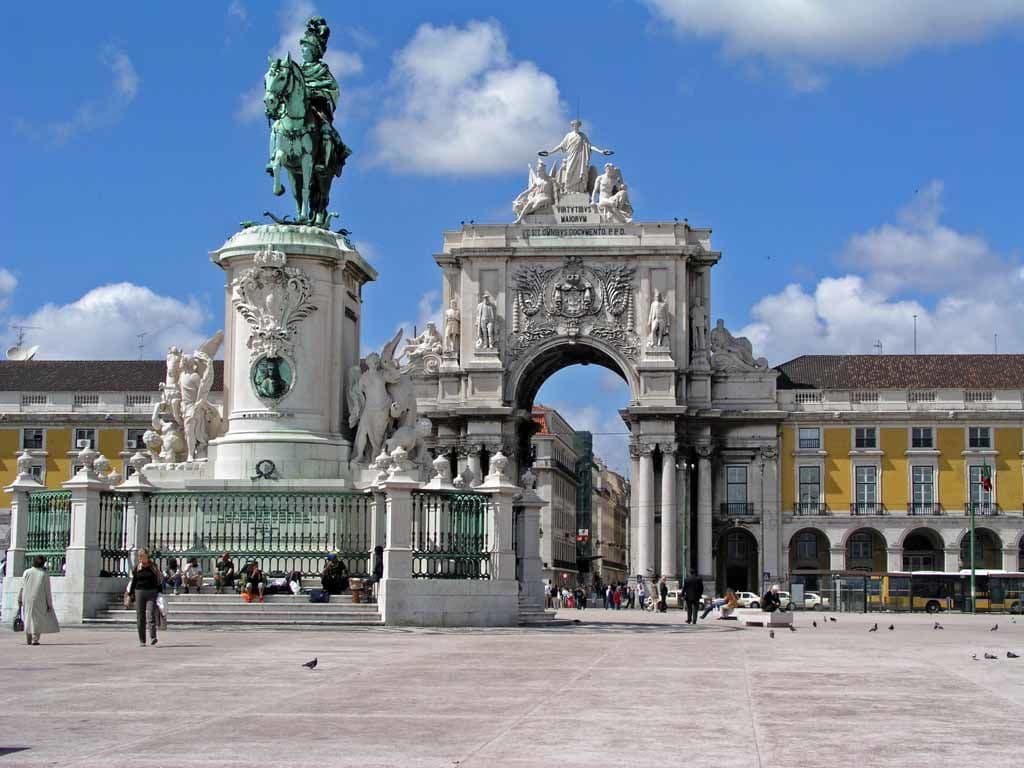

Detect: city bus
[878, 571, 1024, 613]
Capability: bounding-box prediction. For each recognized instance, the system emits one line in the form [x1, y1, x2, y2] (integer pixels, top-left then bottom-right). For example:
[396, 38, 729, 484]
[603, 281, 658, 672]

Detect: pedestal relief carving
[231, 244, 318, 404]
[509, 255, 637, 359]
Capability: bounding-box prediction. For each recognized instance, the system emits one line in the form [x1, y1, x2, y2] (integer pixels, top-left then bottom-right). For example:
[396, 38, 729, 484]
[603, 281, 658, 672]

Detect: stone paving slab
[1, 610, 1022, 767]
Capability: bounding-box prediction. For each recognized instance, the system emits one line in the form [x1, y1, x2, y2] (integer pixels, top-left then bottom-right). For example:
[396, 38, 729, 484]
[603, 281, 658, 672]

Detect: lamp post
[677, 458, 690, 578]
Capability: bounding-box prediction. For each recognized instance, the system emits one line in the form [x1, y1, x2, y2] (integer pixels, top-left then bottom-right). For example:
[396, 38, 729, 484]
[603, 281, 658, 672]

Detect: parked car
[665, 588, 684, 608]
[804, 592, 830, 610]
[735, 591, 761, 608]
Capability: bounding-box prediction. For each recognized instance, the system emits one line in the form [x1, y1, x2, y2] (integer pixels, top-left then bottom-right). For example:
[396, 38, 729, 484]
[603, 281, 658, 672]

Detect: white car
[804, 592, 830, 610]
[735, 591, 761, 608]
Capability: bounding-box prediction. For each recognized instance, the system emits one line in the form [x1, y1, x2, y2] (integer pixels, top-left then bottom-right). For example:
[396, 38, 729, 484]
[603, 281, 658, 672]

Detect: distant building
[530, 406, 580, 586]
[591, 457, 629, 585]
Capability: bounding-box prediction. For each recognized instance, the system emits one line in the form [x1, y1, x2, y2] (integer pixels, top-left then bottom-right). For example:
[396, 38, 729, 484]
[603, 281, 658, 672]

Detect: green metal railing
[410, 491, 491, 579]
[147, 491, 374, 577]
[98, 492, 131, 577]
[26, 490, 71, 573]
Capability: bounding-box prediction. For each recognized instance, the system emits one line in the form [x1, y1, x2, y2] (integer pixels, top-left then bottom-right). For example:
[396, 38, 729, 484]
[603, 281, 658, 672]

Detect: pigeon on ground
[1007, 651, 1020, 658]
[888, 624, 895, 631]
[990, 624, 999, 632]
[933, 622, 944, 630]
[869, 623, 878, 632]
[1011, 618, 1017, 624]
[971, 653, 979, 661]
[829, 617, 837, 623]
[984, 653, 998, 660]
[813, 620, 818, 628]
[302, 658, 318, 669]
[769, 630, 775, 639]
[788, 625, 797, 632]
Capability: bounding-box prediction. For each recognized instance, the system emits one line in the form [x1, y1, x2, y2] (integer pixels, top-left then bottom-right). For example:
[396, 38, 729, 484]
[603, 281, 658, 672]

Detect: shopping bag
[13, 608, 24, 633]
[156, 594, 169, 630]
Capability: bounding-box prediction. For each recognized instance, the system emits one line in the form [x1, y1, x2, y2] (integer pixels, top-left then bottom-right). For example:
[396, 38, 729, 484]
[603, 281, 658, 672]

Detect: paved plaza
[1, 611, 1023, 767]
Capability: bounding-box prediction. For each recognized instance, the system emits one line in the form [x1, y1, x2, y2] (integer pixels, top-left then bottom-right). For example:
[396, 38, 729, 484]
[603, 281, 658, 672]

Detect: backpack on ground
[309, 589, 330, 604]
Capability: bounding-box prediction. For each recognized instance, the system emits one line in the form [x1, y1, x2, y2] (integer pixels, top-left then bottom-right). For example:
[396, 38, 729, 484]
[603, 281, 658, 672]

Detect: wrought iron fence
[147, 491, 374, 578]
[411, 491, 491, 579]
[26, 490, 71, 573]
[98, 492, 131, 577]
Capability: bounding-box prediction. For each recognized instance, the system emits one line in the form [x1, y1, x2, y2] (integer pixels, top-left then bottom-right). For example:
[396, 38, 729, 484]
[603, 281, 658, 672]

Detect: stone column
[4, 453, 44, 579]
[467, 444, 483, 488]
[378, 448, 421, 622]
[637, 443, 656, 579]
[944, 547, 960, 573]
[659, 442, 679, 585]
[759, 447, 781, 585]
[696, 445, 713, 587]
[63, 449, 109, 623]
[887, 546, 905, 573]
[829, 547, 845, 572]
[515, 481, 545, 611]
[479, 451, 518, 583]
[1001, 547, 1017, 572]
[628, 443, 640, 576]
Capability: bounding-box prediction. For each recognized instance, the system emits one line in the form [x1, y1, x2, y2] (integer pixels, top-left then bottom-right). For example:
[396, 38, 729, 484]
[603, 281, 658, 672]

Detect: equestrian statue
[263, 16, 351, 228]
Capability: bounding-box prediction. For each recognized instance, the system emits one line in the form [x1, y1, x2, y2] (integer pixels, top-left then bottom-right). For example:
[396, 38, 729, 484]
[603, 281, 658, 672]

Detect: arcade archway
[959, 528, 1002, 570]
[845, 527, 887, 572]
[789, 528, 829, 590]
[716, 527, 759, 593]
[902, 528, 944, 572]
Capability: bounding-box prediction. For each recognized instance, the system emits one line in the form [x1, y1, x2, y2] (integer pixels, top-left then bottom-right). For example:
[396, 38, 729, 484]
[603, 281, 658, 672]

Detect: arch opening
[846, 527, 887, 573]
[716, 528, 758, 594]
[959, 528, 1003, 570]
[788, 528, 829, 590]
[902, 528, 944, 572]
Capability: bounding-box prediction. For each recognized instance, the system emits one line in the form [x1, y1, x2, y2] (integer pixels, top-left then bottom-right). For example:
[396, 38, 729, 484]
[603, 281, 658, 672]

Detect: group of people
[546, 577, 672, 613]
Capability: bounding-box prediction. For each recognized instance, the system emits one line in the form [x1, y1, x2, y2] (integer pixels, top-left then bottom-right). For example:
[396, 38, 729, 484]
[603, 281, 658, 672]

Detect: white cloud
[2, 283, 210, 360]
[236, 0, 363, 122]
[644, 1, 1024, 89]
[15, 47, 139, 144]
[372, 20, 567, 174]
[739, 183, 1024, 362]
[0, 269, 16, 312]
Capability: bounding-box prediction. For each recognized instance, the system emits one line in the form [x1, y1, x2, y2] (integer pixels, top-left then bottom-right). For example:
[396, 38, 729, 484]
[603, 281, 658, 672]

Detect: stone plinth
[208, 224, 376, 481]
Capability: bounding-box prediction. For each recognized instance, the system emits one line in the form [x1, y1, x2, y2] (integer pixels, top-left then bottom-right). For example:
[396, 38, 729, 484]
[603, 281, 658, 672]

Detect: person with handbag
[17, 555, 60, 645]
[128, 549, 163, 646]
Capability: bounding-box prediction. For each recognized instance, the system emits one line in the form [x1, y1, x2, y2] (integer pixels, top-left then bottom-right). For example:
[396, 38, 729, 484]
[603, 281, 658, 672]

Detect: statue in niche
[147, 332, 224, 463]
[476, 292, 497, 350]
[690, 299, 708, 352]
[710, 319, 769, 371]
[648, 290, 670, 348]
[513, 159, 557, 222]
[591, 163, 633, 223]
[443, 299, 460, 355]
[538, 119, 614, 195]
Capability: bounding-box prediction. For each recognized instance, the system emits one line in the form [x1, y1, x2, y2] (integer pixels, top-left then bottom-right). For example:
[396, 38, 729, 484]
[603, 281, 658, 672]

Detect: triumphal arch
[403, 121, 783, 592]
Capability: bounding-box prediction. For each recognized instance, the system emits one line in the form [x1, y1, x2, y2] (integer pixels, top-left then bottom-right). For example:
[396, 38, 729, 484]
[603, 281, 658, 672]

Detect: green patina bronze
[264, 16, 351, 228]
[253, 356, 293, 400]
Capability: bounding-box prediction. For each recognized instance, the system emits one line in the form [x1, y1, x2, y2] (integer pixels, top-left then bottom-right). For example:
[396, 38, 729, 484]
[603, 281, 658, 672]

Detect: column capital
[638, 443, 657, 458]
[695, 443, 714, 460]
[659, 441, 678, 456]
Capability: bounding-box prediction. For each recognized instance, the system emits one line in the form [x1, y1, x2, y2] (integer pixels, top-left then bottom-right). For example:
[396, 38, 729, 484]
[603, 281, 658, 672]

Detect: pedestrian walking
[128, 548, 163, 647]
[17, 555, 60, 645]
[658, 577, 669, 613]
[682, 570, 703, 624]
[636, 580, 647, 610]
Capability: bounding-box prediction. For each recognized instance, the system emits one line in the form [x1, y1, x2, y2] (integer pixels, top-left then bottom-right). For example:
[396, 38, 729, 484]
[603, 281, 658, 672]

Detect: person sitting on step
[182, 557, 204, 594]
[320, 553, 349, 595]
[214, 552, 235, 594]
[163, 557, 182, 596]
[244, 560, 266, 603]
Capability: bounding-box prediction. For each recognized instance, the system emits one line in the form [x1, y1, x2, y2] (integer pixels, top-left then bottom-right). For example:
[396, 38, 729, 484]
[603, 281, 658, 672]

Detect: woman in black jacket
[129, 549, 163, 646]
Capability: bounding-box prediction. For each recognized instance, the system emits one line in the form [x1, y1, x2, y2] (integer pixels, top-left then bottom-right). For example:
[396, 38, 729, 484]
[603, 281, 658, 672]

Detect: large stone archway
[402, 157, 782, 594]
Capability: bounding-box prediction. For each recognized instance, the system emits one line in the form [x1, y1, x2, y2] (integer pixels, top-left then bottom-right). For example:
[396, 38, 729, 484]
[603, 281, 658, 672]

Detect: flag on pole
[980, 464, 992, 492]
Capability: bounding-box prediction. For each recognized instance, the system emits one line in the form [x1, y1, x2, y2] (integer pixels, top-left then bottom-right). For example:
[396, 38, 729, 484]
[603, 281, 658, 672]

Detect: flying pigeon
[302, 658, 318, 670]
[990, 624, 999, 632]
[829, 617, 837, 623]
[769, 630, 775, 639]
[984, 653, 998, 660]
[1007, 651, 1020, 659]
[868, 623, 878, 632]
[888, 624, 895, 631]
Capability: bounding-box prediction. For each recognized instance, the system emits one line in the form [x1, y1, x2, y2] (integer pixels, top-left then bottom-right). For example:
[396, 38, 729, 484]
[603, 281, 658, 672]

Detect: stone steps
[84, 592, 383, 628]
[517, 598, 558, 626]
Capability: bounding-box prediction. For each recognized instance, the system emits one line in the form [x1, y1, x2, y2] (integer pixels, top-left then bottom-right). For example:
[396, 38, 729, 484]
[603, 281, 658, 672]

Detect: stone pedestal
[515, 487, 545, 610]
[208, 225, 376, 481]
[62, 464, 111, 623]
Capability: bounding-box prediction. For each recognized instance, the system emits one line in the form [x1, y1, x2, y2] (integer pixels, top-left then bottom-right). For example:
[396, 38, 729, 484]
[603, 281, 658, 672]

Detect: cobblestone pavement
[1, 610, 1022, 767]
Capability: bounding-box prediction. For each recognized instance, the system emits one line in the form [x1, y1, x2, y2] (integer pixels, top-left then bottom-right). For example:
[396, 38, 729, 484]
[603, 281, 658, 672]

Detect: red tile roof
[775, 355, 1024, 390]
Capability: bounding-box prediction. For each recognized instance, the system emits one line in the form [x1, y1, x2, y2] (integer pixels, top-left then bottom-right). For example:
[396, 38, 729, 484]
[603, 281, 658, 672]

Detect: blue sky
[3, 1, 1023, 473]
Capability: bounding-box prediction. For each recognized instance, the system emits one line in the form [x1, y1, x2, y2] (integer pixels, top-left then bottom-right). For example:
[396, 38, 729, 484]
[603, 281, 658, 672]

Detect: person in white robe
[18, 555, 60, 645]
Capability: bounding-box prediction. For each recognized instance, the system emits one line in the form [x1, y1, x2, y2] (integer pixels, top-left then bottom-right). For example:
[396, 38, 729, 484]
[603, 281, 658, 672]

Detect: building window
[74, 428, 96, 450]
[71, 464, 84, 477]
[726, 465, 747, 513]
[22, 428, 44, 450]
[798, 466, 821, 508]
[849, 532, 873, 561]
[854, 427, 877, 449]
[29, 465, 43, 483]
[911, 466, 934, 512]
[968, 427, 991, 449]
[796, 531, 818, 561]
[854, 466, 877, 511]
[798, 428, 820, 449]
[127, 429, 147, 450]
[969, 465, 993, 508]
[911, 427, 933, 449]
